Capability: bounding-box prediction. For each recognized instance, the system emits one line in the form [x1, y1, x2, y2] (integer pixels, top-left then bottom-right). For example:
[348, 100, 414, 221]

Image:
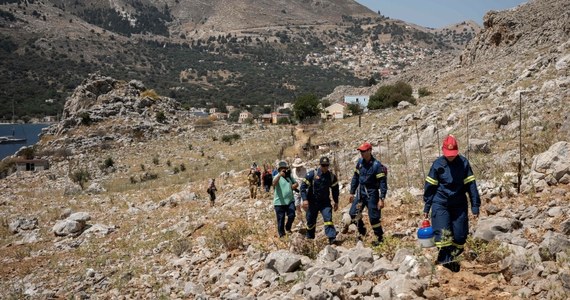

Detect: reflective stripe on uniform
[376, 172, 386, 178]
[452, 242, 464, 249]
[306, 224, 316, 230]
[302, 178, 311, 187]
[435, 240, 452, 248]
[354, 168, 360, 174]
[323, 221, 334, 226]
[425, 176, 438, 185]
[371, 222, 382, 228]
[463, 175, 475, 184]
[331, 181, 338, 187]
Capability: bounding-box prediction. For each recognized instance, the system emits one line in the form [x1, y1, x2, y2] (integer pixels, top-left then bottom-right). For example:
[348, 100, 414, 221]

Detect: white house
[322, 103, 346, 120]
[238, 111, 253, 123]
[344, 95, 369, 108]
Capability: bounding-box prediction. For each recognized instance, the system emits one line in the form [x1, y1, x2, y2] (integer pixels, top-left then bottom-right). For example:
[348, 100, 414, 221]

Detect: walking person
[423, 135, 480, 272]
[291, 158, 308, 209]
[207, 178, 217, 207]
[300, 157, 340, 245]
[273, 161, 298, 238]
[247, 167, 259, 199]
[348, 142, 388, 246]
[262, 167, 273, 194]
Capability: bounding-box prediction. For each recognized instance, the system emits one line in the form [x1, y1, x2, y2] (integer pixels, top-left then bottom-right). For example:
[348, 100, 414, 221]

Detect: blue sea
[0, 123, 51, 160]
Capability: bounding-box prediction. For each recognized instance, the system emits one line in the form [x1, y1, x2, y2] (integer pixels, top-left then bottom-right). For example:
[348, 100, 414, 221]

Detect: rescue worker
[348, 142, 388, 246]
[272, 161, 298, 237]
[247, 167, 259, 199]
[301, 156, 340, 245]
[423, 135, 480, 272]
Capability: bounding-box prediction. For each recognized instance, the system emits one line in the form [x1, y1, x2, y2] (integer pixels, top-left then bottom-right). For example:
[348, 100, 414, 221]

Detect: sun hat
[292, 158, 305, 168]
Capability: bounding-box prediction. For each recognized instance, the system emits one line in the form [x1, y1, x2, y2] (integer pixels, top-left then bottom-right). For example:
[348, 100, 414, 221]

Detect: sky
[355, 0, 528, 28]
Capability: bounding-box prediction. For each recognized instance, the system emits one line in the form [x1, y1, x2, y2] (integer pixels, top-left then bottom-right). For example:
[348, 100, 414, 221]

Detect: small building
[271, 112, 290, 124]
[260, 113, 273, 124]
[322, 102, 347, 119]
[238, 111, 253, 123]
[344, 95, 370, 108]
[209, 108, 217, 114]
[211, 112, 228, 120]
[14, 158, 50, 172]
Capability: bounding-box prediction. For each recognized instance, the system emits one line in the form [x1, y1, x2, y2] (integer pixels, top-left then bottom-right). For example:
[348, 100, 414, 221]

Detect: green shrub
[221, 133, 241, 144]
[70, 169, 90, 189]
[103, 157, 114, 168]
[79, 111, 92, 126]
[152, 156, 159, 165]
[179, 163, 186, 172]
[155, 111, 166, 123]
[418, 87, 432, 97]
[368, 81, 416, 110]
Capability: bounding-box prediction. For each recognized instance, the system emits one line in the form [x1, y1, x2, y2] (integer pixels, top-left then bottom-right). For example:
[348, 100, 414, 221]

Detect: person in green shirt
[273, 161, 299, 238]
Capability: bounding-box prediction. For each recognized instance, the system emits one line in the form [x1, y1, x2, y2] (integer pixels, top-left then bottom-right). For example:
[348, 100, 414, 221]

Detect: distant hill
[0, 0, 476, 120]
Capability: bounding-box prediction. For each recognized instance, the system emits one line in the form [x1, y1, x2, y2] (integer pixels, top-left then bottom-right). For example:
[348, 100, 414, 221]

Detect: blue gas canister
[417, 219, 434, 248]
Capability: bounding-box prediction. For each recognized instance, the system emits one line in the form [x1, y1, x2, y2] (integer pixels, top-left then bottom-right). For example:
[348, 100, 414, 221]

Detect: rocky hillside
[1, 0, 569, 298]
[0, 0, 476, 120]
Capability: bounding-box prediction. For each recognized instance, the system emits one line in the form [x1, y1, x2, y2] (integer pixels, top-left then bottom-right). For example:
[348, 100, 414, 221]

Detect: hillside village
[1, 0, 570, 299]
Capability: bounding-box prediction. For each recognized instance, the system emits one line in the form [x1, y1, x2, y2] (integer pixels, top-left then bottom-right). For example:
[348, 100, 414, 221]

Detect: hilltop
[1, 0, 569, 298]
[0, 0, 476, 120]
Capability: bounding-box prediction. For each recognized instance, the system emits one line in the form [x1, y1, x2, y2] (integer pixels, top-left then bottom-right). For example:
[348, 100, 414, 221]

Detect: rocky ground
[1, 0, 570, 299]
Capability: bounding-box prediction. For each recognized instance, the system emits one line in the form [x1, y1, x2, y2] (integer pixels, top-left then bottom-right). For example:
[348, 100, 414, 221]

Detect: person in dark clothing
[207, 178, 217, 207]
[262, 168, 273, 193]
[348, 142, 388, 247]
[301, 156, 340, 245]
[423, 135, 480, 272]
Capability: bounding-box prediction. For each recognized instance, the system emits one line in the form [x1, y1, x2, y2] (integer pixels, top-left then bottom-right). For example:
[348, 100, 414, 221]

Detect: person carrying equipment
[423, 135, 480, 272]
[272, 161, 297, 237]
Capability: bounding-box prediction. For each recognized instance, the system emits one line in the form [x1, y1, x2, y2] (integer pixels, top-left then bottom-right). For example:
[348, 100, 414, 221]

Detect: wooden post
[415, 123, 426, 184]
[466, 111, 470, 160]
[436, 123, 441, 157]
[518, 92, 522, 194]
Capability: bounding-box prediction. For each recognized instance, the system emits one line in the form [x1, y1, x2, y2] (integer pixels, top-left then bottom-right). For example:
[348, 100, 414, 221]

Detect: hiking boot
[371, 237, 383, 247]
[443, 261, 460, 273]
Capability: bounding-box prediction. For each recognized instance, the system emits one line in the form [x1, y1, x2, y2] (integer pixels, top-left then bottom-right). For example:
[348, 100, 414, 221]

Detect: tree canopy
[293, 93, 321, 122]
[368, 81, 415, 110]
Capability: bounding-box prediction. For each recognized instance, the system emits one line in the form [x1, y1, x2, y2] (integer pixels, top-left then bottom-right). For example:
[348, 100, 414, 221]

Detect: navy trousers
[431, 203, 468, 265]
[349, 193, 384, 241]
[274, 202, 296, 237]
[306, 204, 336, 241]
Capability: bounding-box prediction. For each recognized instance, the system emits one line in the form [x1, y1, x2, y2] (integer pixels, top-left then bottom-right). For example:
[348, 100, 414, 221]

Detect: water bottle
[417, 219, 434, 248]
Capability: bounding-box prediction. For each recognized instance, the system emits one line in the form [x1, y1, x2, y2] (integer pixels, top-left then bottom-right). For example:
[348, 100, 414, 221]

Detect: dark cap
[278, 161, 289, 169]
[319, 157, 330, 165]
